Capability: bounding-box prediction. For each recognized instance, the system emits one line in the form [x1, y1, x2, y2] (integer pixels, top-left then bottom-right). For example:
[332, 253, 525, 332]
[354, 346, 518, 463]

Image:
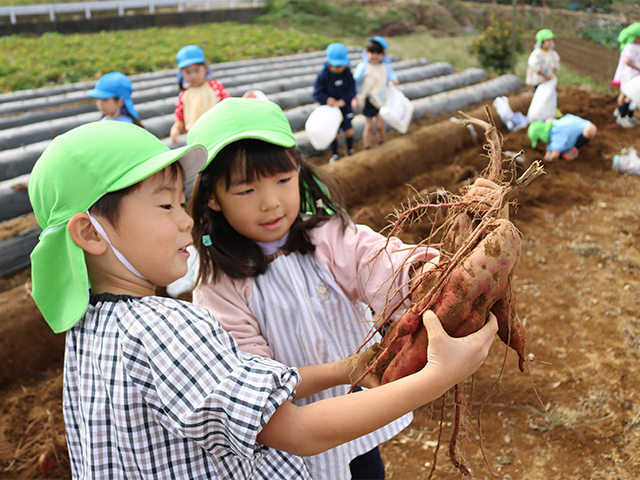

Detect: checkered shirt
[63, 293, 310, 480]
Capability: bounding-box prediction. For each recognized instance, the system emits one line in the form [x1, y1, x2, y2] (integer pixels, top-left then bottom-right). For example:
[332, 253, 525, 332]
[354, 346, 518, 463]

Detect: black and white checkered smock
[63, 293, 311, 479]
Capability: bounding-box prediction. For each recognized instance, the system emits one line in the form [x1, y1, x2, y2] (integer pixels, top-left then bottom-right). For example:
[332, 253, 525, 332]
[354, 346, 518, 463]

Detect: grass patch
[0, 23, 332, 92]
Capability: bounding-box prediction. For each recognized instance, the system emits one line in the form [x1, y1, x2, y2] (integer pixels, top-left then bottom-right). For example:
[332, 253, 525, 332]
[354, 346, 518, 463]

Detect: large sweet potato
[374, 219, 523, 384]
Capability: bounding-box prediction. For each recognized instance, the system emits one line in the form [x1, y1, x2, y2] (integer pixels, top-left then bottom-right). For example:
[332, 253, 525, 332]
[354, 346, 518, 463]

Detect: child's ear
[67, 213, 109, 255]
[207, 194, 222, 212]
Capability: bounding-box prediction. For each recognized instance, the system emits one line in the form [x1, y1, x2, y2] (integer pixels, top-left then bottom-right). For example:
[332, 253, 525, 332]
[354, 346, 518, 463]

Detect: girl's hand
[390, 79, 399, 86]
[351, 98, 359, 110]
[169, 123, 182, 144]
[345, 344, 381, 389]
[421, 310, 497, 386]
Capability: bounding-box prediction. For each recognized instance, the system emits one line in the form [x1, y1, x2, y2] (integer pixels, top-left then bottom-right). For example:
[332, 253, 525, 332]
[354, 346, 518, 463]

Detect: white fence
[0, 0, 260, 24]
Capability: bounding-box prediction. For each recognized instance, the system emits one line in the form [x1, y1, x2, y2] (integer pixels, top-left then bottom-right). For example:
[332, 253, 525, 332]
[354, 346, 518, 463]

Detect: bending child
[187, 98, 498, 480]
[28, 121, 497, 479]
[352, 36, 398, 149]
[170, 44, 230, 144]
[528, 114, 597, 162]
[313, 42, 356, 162]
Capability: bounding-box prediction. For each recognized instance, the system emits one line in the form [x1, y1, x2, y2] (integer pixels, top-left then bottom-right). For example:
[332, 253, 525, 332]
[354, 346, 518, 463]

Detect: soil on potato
[1, 84, 639, 479]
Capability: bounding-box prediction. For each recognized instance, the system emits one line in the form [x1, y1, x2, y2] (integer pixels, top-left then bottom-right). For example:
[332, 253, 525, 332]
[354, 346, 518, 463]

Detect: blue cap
[176, 45, 206, 69]
[326, 42, 350, 67]
[368, 36, 388, 50]
[88, 72, 139, 120]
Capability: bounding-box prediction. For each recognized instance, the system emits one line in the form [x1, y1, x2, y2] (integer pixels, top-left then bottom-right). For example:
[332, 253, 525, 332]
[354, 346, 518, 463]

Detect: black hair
[89, 163, 182, 228]
[190, 138, 350, 284]
[96, 97, 144, 128]
[366, 40, 385, 54]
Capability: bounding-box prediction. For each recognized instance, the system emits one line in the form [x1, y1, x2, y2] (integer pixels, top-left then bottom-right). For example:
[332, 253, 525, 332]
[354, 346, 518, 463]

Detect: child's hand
[345, 344, 381, 389]
[169, 123, 182, 144]
[335, 99, 346, 108]
[327, 97, 338, 107]
[390, 79, 399, 86]
[421, 310, 497, 386]
[544, 150, 560, 162]
[351, 98, 359, 110]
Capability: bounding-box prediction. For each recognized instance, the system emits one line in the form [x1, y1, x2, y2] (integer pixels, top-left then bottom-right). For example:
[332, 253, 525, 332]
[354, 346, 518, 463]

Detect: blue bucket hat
[368, 36, 388, 50]
[176, 45, 206, 69]
[326, 42, 350, 67]
[88, 72, 139, 120]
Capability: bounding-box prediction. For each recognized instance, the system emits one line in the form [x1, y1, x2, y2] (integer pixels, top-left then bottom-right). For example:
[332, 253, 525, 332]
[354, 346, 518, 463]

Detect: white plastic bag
[380, 86, 414, 134]
[305, 105, 343, 151]
[527, 77, 557, 122]
[621, 75, 640, 110]
[493, 96, 530, 132]
[613, 147, 640, 176]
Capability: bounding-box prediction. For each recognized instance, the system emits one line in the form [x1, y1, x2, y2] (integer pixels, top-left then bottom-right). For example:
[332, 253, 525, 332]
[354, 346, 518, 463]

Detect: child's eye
[278, 176, 292, 184]
[238, 188, 254, 195]
[161, 204, 173, 210]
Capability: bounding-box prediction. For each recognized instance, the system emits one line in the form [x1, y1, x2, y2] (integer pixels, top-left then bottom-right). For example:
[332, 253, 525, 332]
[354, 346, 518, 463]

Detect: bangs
[221, 139, 298, 189]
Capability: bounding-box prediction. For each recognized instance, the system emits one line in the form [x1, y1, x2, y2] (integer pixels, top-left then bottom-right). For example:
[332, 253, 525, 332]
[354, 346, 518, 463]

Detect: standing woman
[525, 29, 561, 88]
[88, 72, 143, 127]
[613, 23, 640, 127]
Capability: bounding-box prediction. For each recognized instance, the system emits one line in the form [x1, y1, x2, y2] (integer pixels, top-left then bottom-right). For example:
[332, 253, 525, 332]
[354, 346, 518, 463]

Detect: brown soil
[1, 84, 639, 479]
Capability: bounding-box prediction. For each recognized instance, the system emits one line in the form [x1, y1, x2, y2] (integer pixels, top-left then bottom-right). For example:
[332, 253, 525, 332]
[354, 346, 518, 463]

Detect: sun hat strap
[86, 211, 148, 281]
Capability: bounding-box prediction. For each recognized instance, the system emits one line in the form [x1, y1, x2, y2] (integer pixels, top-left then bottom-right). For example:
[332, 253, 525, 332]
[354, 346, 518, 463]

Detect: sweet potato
[376, 219, 522, 384]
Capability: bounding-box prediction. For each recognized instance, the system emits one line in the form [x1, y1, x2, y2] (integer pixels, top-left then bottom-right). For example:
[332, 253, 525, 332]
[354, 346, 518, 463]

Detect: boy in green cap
[528, 114, 597, 162]
[525, 29, 560, 88]
[28, 121, 496, 479]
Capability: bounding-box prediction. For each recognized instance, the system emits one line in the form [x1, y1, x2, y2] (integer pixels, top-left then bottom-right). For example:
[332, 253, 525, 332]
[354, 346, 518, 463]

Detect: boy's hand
[351, 98, 359, 109]
[327, 97, 338, 107]
[421, 310, 497, 386]
[345, 344, 381, 389]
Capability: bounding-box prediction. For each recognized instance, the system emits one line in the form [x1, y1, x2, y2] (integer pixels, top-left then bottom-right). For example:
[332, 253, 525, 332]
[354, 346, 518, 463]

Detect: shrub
[469, 14, 524, 74]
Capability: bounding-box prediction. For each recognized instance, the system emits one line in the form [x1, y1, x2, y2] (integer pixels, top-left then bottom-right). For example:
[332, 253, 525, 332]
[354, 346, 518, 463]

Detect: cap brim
[199, 130, 296, 169]
[109, 143, 208, 192]
[87, 88, 112, 99]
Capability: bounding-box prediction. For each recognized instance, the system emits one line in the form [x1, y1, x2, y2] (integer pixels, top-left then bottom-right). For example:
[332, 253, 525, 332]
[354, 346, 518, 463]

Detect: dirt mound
[1, 85, 639, 479]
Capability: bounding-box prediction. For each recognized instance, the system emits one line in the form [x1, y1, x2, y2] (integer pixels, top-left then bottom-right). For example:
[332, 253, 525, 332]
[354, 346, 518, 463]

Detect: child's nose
[180, 209, 194, 232]
[260, 190, 280, 211]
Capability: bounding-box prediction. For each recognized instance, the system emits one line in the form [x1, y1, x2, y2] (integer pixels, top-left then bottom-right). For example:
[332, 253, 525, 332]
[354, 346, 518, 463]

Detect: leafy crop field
[0, 23, 331, 92]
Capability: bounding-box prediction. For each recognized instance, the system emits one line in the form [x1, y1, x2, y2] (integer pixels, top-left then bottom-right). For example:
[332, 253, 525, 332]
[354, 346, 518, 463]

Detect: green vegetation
[256, 0, 388, 37]
[578, 26, 621, 49]
[0, 23, 331, 92]
[469, 15, 524, 74]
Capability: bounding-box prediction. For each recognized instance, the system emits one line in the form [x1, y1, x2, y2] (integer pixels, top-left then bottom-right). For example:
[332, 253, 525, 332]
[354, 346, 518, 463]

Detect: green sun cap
[527, 120, 554, 148]
[187, 97, 296, 167]
[535, 29, 555, 43]
[28, 121, 207, 333]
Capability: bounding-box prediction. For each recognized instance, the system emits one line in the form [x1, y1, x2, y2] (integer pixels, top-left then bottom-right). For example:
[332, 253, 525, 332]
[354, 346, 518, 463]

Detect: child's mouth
[261, 217, 283, 231]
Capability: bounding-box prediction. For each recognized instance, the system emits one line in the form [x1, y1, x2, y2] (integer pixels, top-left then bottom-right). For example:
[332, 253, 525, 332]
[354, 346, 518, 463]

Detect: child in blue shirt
[352, 36, 398, 149]
[528, 114, 597, 161]
[313, 43, 356, 162]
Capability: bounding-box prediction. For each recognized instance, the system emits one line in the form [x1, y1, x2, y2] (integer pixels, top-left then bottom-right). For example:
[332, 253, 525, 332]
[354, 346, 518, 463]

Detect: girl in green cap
[525, 29, 560, 88]
[187, 97, 502, 480]
[612, 23, 640, 127]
